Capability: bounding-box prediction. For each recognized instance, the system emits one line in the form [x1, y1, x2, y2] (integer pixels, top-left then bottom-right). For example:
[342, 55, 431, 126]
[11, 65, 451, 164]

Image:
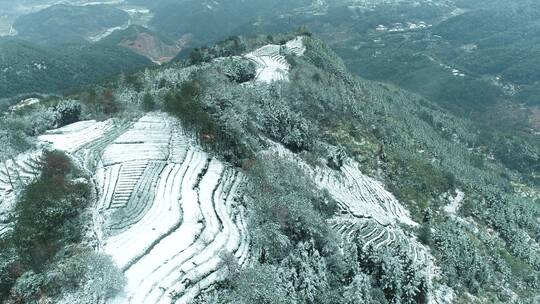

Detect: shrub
[141, 92, 156, 112]
[55, 100, 82, 127]
[247, 155, 331, 260]
[212, 264, 294, 304]
[10, 271, 45, 302]
[13, 151, 89, 269]
[164, 77, 250, 161]
[222, 59, 256, 84]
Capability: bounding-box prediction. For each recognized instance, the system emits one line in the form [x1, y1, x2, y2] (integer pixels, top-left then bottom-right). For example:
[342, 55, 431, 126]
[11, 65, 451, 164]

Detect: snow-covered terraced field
[39, 119, 117, 153]
[319, 161, 431, 266]
[102, 114, 170, 166]
[2, 119, 118, 238]
[315, 160, 416, 227]
[245, 36, 306, 83]
[0, 150, 42, 237]
[269, 143, 431, 267]
[319, 161, 431, 265]
[38, 118, 134, 170]
[39, 112, 249, 303]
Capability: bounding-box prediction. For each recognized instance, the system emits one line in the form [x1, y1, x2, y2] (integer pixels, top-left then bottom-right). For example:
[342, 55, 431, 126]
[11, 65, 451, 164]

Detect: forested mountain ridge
[0, 33, 538, 303]
[6, 0, 540, 142]
[0, 38, 153, 100]
[133, 0, 540, 148]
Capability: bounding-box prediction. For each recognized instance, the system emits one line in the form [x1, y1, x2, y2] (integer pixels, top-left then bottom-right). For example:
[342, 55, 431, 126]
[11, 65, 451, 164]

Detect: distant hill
[0, 38, 153, 98]
[101, 25, 185, 64]
[127, 0, 311, 46]
[13, 4, 129, 44]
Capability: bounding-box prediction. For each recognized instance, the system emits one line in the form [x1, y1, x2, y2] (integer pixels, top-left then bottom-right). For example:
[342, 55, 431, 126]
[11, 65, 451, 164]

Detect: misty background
[1, 0, 540, 149]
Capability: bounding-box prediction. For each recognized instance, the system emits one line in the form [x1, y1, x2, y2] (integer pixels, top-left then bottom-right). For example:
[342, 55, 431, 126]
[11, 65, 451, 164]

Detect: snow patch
[87, 21, 130, 42]
[9, 98, 40, 112]
[444, 189, 465, 215]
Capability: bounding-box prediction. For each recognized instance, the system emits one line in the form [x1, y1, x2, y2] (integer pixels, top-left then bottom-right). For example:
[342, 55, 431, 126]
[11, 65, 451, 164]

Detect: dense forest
[0, 39, 152, 99]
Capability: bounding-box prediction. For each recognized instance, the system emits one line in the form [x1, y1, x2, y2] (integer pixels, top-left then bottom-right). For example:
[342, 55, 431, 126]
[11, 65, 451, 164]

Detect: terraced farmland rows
[315, 160, 417, 227]
[2, 120, 125, 238]
[0, 150, 42, 237]
[102, 114, 170, 166]
[269, 143, 431, 267]
[244, 37, 306, 83]
[322, 163, 431, 266]
[39, 112, 249, 303]
[39, 120, 116, 153]
[38, 118, 134, 171]
[116, 163, 248, 304]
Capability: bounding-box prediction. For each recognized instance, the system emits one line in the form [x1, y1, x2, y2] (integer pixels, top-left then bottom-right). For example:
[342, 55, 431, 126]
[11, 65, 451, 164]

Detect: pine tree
[343, 273, 373, 304]
[281, 240, 329, 303]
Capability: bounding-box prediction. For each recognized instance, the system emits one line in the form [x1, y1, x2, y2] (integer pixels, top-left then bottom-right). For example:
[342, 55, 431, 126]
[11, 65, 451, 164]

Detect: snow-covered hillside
[245, 37, 305, 83]
[269, 143, 435, 275]
[0, 150, 42, 237]
[38, 112, 249, 303]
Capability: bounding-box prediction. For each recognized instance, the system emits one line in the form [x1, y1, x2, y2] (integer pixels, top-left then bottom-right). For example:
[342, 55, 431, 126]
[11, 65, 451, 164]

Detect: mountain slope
[0, 34, 538, 303]
[0, 38, 153, 99]
[135, 0, 540, 145]
[37, 113, 250, 303]
[13, 4, 130, 45]
[101, 25, 185, 64]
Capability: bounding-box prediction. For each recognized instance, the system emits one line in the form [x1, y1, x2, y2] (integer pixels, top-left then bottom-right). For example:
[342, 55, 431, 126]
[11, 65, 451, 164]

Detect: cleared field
[268, 143, 432, 269]
[245, 37, 306, 83]
[39, 112, 249, 303]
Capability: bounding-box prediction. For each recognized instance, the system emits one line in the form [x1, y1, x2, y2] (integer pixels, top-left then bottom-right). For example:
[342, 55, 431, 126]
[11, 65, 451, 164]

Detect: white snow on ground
[9, 98, 40, 112]
[314, 160, 433, 268]
[102, 114, 170, 166]
[244, 36, 306, 83]
[39, 112, 249, 304]
[444, 189, 465, 215]
[268, 142, 433, 273]
[1, 119, 129, 239]
[270, 143, 416, 227]
[39, 119, 116, 153]
[78, 0, 125, 6]
[315, 159, 417, 227]
[0, 150, 42, 237]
